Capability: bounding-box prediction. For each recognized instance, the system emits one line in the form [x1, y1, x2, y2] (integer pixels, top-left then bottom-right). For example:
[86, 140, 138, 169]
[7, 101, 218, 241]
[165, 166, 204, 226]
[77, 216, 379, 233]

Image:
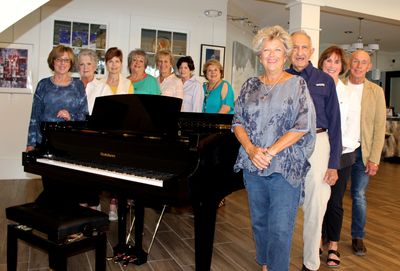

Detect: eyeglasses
[55, 58, 70, 64]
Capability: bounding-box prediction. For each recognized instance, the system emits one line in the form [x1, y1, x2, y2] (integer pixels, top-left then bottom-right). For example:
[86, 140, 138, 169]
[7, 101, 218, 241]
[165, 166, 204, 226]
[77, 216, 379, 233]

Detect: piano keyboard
[37, 158, 166, 187]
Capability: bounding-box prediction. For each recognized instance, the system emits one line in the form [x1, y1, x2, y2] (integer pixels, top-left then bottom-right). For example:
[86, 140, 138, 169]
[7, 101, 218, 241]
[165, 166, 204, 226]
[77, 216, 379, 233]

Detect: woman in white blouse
[78, 49, 112, 114]
[177, 56, 204, 112]
[319, 46, 358, 268]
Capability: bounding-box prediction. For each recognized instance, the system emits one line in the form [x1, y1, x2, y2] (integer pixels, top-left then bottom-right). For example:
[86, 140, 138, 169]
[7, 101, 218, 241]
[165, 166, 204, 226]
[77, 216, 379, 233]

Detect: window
[140, 29, 187, 76]
[53, 20, 107, 75]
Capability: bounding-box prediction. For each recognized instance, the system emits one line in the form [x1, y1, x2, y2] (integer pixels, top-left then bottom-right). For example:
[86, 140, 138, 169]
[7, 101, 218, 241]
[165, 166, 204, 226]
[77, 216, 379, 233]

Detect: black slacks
[322, 150, 356, 242]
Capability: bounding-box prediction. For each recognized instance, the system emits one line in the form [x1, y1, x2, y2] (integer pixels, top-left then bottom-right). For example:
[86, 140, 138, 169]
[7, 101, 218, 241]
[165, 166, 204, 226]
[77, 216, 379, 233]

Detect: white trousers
[302, 132, 331, 270]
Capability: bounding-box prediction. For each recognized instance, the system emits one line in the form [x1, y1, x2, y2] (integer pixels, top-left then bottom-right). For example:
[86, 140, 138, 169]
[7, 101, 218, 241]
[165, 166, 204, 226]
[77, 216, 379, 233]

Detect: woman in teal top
[127, 49, 161, 95]
[202, 59, 234, 114]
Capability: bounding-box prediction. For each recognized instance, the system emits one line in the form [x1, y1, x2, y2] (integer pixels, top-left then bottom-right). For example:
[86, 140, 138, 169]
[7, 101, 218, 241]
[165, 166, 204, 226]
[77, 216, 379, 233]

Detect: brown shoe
[352, 238, 367, 256]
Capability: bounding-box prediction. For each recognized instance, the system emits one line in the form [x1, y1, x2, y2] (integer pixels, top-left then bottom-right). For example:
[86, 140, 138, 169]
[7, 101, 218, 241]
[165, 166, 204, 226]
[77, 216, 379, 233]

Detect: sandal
[326, 250, 340, 268]
[218, 198, 226, 208]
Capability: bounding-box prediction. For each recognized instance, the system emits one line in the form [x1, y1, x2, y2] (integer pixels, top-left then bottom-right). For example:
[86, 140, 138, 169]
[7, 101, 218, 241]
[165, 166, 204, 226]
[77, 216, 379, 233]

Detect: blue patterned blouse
[233, 76, 316, 189]
[27, 77, 88, 147]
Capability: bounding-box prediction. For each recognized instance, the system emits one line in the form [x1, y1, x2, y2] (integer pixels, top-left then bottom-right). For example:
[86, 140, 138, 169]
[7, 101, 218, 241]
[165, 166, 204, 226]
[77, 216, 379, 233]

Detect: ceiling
[228, 0, 400, 52]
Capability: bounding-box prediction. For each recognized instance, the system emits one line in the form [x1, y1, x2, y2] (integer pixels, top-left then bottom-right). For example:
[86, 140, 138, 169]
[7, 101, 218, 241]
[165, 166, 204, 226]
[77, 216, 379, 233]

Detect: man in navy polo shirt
[287, 31, 342, 271]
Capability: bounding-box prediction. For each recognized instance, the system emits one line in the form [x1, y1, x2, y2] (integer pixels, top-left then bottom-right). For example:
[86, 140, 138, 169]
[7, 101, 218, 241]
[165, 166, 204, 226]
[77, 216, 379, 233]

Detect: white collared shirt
[182, 76, 204, 112]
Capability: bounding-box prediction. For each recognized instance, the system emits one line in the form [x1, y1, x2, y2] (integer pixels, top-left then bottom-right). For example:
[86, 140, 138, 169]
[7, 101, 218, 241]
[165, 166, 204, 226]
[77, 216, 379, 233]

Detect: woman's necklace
[262, 72, 284, 92]
[207, 79, 222, 91]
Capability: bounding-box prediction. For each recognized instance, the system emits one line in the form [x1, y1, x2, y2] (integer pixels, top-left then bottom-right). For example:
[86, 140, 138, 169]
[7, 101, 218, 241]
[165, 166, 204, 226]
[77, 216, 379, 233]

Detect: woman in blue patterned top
[232, 25, 316, 271]
[26, 45, 88, 151]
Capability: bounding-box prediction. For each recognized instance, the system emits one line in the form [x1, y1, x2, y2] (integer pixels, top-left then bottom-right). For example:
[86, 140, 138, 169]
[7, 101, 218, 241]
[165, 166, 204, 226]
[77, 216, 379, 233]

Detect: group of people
[26, 24, 386, 271]
[233, 26, 386, 271]
[25, 45, 236, 219]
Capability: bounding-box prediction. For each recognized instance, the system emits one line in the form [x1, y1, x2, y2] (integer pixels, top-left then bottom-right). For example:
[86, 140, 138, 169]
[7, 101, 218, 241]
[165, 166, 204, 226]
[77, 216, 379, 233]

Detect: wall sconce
[204, 9, 222, 18]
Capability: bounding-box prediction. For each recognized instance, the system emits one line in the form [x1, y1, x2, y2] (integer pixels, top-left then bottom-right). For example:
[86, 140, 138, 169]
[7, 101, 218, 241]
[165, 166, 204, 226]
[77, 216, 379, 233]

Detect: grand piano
[22, 94, 244, 271]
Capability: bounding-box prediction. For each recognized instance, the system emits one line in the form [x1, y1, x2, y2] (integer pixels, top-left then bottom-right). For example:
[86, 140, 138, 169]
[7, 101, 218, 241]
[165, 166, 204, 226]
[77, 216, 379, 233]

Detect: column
[287, 0, 323, 65]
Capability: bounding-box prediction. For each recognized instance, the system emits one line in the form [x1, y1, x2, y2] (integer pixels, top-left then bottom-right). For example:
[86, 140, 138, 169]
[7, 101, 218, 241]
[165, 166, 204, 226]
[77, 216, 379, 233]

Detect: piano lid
[89, 94, 182, 135]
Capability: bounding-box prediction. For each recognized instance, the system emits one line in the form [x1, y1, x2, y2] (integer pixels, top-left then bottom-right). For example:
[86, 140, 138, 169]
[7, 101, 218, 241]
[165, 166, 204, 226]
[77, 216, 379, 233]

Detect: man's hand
[324, 168, 338, 186]
[365, 160, 379, 176]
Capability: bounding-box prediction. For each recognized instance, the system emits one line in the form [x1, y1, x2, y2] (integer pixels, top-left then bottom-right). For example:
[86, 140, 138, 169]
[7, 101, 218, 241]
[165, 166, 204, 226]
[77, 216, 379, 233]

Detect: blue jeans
[243, 170, 300, 271]
[350, 148, 370, 239]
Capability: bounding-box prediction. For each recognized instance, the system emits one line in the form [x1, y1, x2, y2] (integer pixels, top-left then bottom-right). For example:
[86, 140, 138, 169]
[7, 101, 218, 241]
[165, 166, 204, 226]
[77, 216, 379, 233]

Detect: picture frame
[0, 43, 33, 94]
[199, 44, 225, 76]
[232, 41, 256, 95]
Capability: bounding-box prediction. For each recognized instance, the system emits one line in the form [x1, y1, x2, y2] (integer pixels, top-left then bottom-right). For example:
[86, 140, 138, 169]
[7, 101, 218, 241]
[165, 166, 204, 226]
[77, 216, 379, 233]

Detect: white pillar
[287, 0, 322, 66]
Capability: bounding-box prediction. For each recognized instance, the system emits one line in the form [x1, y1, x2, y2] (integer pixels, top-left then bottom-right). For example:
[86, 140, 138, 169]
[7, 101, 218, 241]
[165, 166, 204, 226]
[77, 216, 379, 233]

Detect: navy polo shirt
[287, 62, 342, 169]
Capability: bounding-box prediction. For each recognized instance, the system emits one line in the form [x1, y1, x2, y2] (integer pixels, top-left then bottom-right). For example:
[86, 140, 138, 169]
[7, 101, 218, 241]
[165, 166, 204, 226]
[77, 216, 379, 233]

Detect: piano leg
[113, 197, 128, 255]
[192, 199, 219, 271]
[132, 201, 148, 264]
[112, 197, 147, 266]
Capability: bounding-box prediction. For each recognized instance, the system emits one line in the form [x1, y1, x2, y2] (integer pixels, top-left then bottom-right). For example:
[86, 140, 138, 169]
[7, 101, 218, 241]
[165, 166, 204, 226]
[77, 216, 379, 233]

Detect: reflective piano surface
[22, 94, 243, 271]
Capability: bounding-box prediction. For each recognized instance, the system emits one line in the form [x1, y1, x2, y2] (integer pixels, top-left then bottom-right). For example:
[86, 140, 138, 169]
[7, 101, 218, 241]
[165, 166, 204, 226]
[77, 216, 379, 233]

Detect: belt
[316, 128, 327, 133]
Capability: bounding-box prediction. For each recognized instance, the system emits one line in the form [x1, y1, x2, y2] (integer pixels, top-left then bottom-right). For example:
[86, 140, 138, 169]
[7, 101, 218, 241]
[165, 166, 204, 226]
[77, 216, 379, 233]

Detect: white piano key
[36, 158, 164, 187]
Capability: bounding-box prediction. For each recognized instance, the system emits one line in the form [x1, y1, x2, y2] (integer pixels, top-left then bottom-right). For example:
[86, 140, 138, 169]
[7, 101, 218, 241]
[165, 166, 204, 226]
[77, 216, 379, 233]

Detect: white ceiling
[228, 0, 400, 52]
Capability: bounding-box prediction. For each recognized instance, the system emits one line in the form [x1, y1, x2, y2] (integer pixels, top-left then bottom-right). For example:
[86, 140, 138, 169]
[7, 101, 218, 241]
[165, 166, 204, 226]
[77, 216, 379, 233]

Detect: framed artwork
[231, 41, 256, 95]
[0, 43, 33, 94]
[199, 44, 225, 76]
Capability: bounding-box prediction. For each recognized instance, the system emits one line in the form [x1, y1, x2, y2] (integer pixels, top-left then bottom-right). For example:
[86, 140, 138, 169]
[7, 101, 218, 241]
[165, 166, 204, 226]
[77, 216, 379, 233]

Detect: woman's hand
[57, 109, 71, 121]
[247, 145, 272, 170]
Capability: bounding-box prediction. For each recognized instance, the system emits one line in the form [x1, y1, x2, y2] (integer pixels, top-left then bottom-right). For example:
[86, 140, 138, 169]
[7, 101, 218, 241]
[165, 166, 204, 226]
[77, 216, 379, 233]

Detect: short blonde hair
[252, 25, 292, 57]
[155, 50, 174, 66]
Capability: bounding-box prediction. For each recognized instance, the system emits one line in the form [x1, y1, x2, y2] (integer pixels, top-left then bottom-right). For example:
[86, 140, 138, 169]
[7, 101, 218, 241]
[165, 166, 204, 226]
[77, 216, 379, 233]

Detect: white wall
[0, 0, 229, 180]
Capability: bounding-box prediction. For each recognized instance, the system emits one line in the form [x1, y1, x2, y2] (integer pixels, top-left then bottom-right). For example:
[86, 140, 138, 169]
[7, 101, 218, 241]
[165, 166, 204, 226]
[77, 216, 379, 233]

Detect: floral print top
[233, 76, 316, 189]
[27, 77, 88, 147]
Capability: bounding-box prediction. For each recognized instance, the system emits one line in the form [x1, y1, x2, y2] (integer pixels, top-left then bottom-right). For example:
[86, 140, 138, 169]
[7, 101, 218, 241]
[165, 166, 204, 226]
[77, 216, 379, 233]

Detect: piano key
[36, 158, 166, 187]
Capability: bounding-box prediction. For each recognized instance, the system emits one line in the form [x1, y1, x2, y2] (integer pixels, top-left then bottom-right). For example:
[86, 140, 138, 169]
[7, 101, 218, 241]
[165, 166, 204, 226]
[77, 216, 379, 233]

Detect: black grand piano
[22, 94, 244, 271]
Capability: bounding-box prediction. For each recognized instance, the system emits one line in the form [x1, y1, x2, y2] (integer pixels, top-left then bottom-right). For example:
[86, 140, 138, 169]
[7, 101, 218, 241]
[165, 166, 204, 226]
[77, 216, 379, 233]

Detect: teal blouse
[203, 80, 234, 114]
[133, 74, 161, 95]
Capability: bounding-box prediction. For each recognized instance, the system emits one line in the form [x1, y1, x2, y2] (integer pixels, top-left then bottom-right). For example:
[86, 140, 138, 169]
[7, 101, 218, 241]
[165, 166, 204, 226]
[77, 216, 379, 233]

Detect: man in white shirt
[343, 49, 386, 256]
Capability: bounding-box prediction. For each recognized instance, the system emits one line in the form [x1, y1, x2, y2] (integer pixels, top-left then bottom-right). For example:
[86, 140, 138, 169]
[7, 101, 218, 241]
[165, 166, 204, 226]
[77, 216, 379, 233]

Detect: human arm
[325, 78, 342, 170]
[234, 125, 271, 170]
[68, 79, 88, 121]
[192, 80, 205, 112]
[218, 82, 234, 114]
[176, 78, 184, 99]
[26, 80, 45, 149]
[266, 131, 306, 157]
[368, 85, 387, 165]
[323, 77, 341, 184]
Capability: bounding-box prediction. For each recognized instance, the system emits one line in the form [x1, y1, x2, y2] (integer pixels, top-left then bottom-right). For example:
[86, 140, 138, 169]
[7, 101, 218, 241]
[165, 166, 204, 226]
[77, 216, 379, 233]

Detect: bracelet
[264, 149, 275, 159]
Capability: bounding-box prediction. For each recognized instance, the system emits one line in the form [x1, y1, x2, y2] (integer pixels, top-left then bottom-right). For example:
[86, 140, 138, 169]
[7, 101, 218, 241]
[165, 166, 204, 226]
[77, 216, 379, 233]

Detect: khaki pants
[302, 132, 331, 270]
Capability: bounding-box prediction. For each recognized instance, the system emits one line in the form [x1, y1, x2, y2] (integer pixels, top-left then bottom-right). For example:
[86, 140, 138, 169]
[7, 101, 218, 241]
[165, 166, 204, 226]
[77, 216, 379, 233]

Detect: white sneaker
[109, 210, 118, 221]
